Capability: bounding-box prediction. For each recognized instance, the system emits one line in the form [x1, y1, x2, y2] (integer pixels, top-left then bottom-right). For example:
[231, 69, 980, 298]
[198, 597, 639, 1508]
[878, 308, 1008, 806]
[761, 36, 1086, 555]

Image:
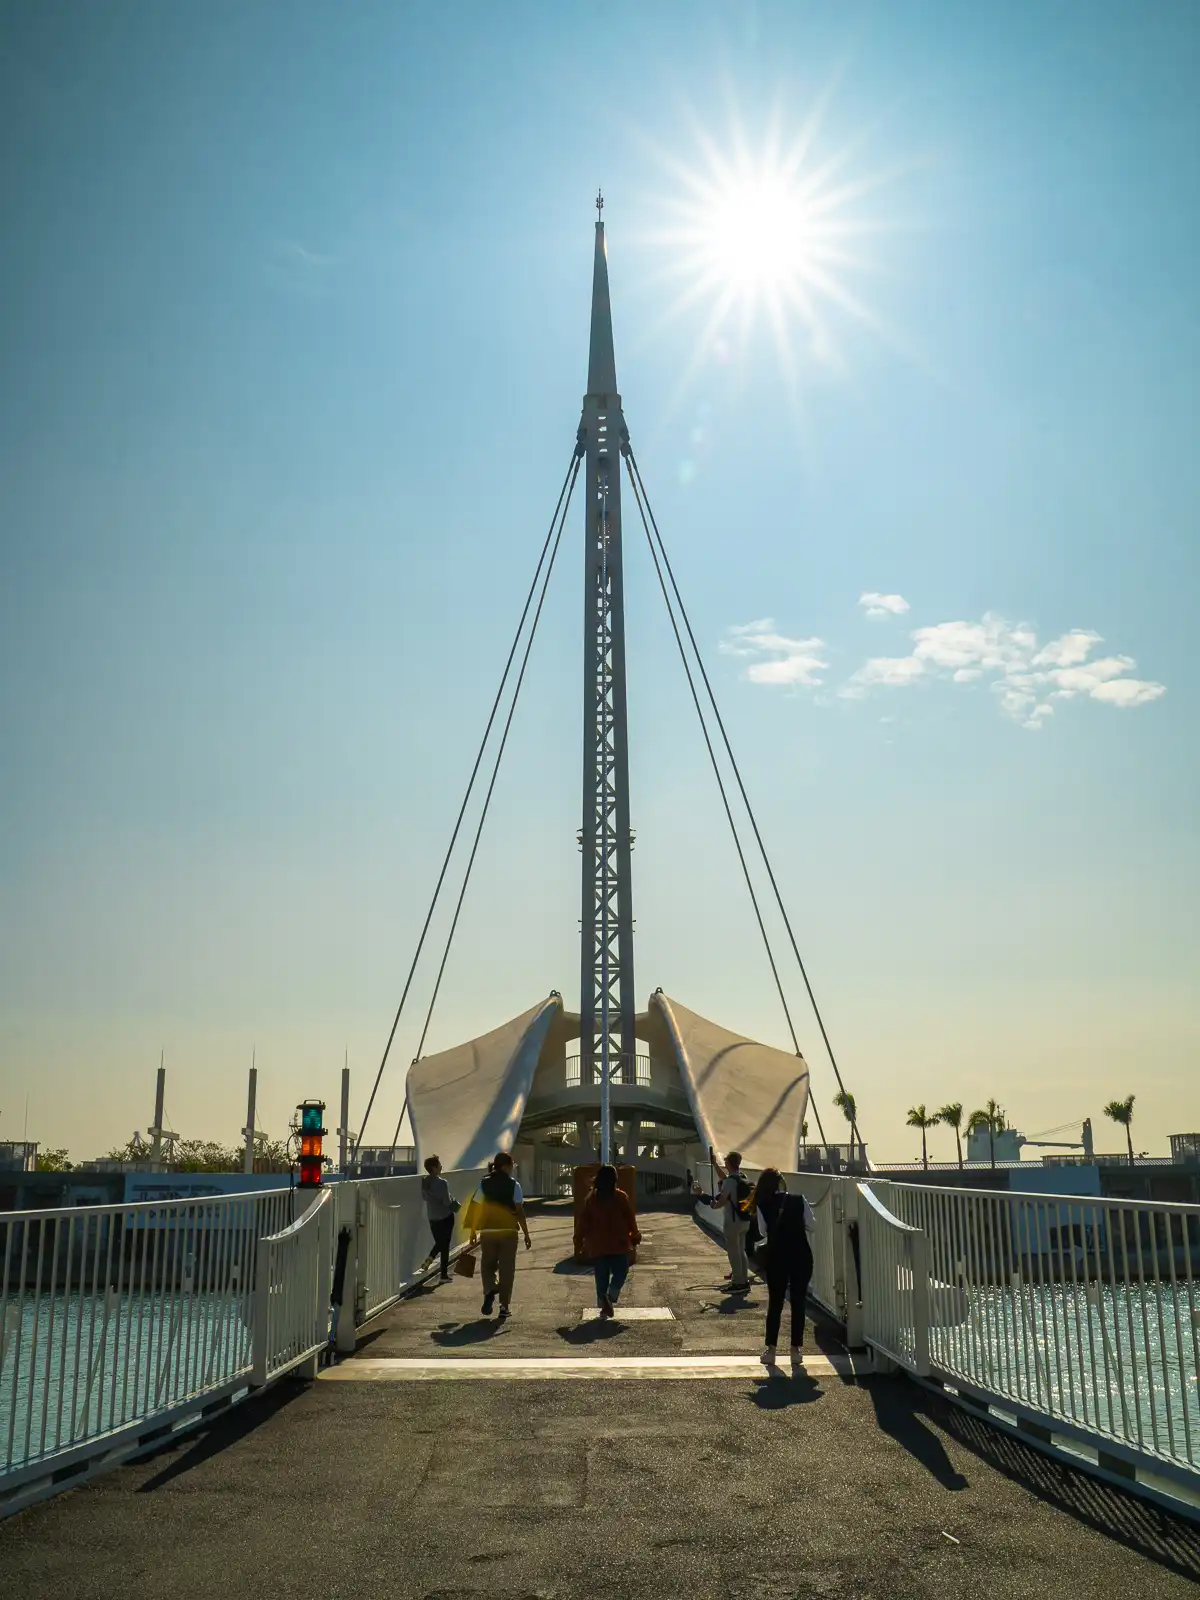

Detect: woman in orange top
[574, 1164, 642, 1319]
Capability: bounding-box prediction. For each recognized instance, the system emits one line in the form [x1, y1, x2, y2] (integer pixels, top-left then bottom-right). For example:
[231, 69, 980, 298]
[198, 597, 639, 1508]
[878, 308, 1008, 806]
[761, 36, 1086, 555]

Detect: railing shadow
[135, 1382, 306, 1494]
[920, 1390, 1200, 1582]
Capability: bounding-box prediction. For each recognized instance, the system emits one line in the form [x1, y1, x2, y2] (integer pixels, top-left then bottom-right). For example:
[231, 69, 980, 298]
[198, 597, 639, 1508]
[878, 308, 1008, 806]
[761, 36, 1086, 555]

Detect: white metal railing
[0, 1186, 293, 1487]
[251, 1189, 333, 1386]
[882, 1180, 1200, 1476]
[565, 1053, 651, 1088]
[804, 1178, 842, 1321]
[857, 1182, 931, 1376]
[354, 1169, 483, 1325]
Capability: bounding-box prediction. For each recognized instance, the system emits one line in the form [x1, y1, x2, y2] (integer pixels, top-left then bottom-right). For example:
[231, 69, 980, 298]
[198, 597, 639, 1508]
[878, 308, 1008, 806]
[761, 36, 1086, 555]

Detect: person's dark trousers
[429, 1215, 454, 1277]
[593, 1253, 630, 1305]
[765, 1246, 814, 1347]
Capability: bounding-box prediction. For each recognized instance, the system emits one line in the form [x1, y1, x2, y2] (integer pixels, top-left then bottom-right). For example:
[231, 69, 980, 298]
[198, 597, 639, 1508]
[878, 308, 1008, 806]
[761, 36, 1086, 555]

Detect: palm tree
[833, 1089, 859, 1165]
[938, 1102, 965, 1169]
[967, 1100, 1006, 1169]
[1103, 1094, 1136, 1167]
[906, 1104, 938, 1171]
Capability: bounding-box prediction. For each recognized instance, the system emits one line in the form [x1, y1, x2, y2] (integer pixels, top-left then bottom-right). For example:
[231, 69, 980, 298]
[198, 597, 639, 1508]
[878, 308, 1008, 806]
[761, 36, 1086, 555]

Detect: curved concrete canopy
[652, 993, 810, 1172]
[407, 990, 809, 1176]
[408, 996, 563, 1170]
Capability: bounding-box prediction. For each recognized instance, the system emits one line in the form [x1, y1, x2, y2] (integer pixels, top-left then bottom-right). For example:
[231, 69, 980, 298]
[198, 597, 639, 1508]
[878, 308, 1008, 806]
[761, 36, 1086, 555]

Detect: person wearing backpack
[711, 1147, 753, 1293]
[751, 1167, 816, 1369]
[469, 1150, 532, 1320]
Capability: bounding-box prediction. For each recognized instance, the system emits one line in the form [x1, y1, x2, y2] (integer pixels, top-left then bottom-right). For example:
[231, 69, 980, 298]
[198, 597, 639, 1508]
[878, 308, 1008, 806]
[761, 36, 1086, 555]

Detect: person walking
[751, 1167, 815, 1369]
[574, 1164, 641, 1319]
[470, 1150, 531, 1321]
[419, 1155, 459, 1281]
[711, 1146, 752, 1293]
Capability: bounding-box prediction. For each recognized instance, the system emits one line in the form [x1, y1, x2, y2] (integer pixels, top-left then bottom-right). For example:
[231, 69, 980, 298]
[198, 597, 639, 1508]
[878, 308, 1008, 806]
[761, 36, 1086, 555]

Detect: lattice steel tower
[578, 197, 636, 1120]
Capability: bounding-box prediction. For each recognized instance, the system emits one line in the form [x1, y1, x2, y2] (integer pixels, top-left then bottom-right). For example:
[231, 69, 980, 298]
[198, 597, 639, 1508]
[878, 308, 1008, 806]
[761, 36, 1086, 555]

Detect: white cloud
[721, 619, 827, 688]
[854, 655, 926, 687]
[842, 610, 1165, 729]
[1089, 678, 1166, 708]
[859, 591, 910, 618]
[1032, 630, 1101, 669]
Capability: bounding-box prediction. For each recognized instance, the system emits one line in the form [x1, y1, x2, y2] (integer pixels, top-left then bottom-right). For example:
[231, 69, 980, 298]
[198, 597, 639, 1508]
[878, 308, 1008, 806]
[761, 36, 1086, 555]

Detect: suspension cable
[356, 447, 582, 1153]
[387, 452, 583, 1151]
[623, 455, 829, 1149]
[626, 445, 859, 1150]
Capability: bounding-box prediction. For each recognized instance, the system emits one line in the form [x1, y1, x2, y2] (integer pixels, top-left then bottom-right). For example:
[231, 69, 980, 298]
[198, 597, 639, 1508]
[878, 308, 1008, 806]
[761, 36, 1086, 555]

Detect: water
[931, 1280, 1200, 1467]
[1, 1290, 253, 1472]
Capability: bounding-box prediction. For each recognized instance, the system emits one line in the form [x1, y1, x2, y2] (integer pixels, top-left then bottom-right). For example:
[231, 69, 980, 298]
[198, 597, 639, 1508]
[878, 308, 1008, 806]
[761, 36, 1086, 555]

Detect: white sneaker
[790, 1346, 804, 1368]
[760, 1345, 777, 1366]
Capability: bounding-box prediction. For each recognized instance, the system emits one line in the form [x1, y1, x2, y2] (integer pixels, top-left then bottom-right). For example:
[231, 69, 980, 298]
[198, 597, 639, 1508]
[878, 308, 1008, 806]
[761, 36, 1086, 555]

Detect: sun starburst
[636, 94, 916, 410]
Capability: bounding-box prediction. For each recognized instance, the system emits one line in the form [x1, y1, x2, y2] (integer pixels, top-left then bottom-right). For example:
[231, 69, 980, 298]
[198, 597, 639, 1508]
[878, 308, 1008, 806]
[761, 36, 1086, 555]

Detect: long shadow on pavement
[429, 1319, 507, 1347]
[864, 1378, 971, 1491]
[919, 1389, 1200, 1584]
[747, 1370, 823, 1411]
[134, 1380, 308, 1494]
[556, 1321, 628, 1346]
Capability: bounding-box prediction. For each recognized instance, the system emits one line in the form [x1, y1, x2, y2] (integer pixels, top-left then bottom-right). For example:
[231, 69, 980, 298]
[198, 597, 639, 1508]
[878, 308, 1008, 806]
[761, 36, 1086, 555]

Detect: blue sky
[1, 1, 1196, 1163]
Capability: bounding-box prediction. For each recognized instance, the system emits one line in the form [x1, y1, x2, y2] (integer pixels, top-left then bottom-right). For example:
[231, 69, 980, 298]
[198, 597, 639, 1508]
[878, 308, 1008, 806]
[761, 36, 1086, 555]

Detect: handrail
[251, 1189, 332, 1387]
[883, 1177, 1200, 1478]
[856, 1182, 931, 1377]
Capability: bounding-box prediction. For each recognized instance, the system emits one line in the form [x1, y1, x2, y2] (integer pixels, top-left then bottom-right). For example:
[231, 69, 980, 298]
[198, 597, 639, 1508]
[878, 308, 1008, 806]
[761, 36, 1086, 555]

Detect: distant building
[0, 1141, 37, 1173]
[1169, 1133, 1200, 1166]
[965, 1126, 1024, 1164]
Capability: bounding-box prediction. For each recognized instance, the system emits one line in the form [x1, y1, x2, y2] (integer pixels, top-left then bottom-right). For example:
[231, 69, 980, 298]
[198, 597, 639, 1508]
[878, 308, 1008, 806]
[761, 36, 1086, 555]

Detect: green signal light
[300, 1101, 325, 1133]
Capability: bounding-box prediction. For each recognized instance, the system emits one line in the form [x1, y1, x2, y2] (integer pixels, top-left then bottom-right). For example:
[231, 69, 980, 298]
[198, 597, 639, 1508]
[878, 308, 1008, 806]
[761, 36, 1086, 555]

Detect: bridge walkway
[1, 1205, 1197, 1598]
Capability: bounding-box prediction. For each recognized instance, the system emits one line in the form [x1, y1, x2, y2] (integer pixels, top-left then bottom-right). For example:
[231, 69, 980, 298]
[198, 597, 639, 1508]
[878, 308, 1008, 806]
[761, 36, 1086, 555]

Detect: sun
[640, 99, 912, 399]
[700, 167, 817, 295]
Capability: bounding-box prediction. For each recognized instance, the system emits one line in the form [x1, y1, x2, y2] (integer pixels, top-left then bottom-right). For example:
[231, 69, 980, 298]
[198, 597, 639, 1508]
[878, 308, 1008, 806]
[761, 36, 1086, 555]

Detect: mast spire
[578, 200, 635, 1162]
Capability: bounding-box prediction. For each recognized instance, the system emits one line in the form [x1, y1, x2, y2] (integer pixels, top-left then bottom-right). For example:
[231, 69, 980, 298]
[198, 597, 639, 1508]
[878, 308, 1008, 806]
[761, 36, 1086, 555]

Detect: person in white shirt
[710, 1146, 752, 1292]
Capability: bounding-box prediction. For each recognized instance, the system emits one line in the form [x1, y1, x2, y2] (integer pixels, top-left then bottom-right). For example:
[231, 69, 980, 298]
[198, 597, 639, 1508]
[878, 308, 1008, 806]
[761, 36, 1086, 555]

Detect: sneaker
[760, 1345, 777, 1366]
[729, 1282, 750, 1294]
[790, 1347, 804, 1368]
[481, 1291, 496, 1316]
[439, 1272, 451, 1282]
[600, 1296, 614, 1319]
[497, 1305, 511, 1322]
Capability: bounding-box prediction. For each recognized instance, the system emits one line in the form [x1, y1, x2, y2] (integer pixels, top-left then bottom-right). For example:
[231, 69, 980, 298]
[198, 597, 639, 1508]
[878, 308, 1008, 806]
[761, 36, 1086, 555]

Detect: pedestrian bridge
[1, 1171, 1199, 1598]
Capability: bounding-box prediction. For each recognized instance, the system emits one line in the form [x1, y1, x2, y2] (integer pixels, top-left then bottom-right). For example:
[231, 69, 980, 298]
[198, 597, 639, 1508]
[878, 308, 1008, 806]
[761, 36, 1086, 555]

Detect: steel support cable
[355, 448, 582, 1154]
[623, 457, 829, 1150]
[387, 452, 583, 1152]
[626, 446, 859, 1151]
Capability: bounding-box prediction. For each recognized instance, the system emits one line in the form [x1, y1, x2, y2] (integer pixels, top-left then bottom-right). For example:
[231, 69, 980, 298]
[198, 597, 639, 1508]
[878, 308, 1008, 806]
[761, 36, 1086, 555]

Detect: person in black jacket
[751, 1167, 816, 1369]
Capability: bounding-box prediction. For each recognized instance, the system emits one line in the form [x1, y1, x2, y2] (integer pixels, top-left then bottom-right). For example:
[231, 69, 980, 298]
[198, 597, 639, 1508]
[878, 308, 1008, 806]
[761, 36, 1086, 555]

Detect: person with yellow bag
[466, 1151, 531, 1321]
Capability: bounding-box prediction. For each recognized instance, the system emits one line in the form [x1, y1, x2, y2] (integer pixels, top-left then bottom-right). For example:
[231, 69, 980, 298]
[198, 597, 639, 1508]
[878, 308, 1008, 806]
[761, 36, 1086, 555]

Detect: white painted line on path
[322, 1352, 868, 1382]
[579, 1307, 674, 1321]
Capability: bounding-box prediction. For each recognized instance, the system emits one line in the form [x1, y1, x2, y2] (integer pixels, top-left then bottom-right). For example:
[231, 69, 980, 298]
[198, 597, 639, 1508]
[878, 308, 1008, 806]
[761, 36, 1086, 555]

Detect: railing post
[335, 1181, 361, 1354]
[251, 1234, 270, 1387]
[911, 1228, 931, 1376]
[843, 1179, 864, 1350]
